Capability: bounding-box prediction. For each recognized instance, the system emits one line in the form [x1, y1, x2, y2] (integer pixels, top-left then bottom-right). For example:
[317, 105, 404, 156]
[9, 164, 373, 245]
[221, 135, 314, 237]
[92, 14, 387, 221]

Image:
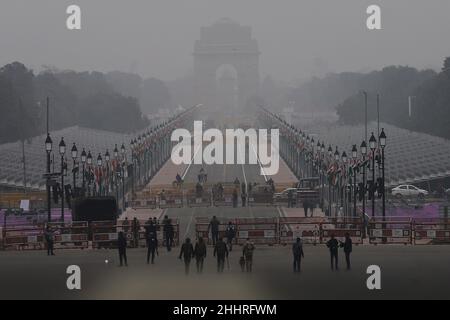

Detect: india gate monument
[193, 18, 260, 111]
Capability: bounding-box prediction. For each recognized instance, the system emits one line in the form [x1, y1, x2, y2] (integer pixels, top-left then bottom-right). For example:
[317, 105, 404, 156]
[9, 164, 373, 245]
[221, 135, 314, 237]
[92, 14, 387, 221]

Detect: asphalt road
[1, 244, 449, 299]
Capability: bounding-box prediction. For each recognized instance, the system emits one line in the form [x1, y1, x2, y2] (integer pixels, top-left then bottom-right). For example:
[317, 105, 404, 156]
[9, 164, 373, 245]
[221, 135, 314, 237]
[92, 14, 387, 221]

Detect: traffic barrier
[413, 218, 450, 245]
[322, 218, 363, 245]
[159, 193, 183, 209]
[235, 217, 278, 245]
[368, 217, 413, 245]
[130, 198, 157, 209]
[248, 192, 274, 206]
[91, 220, 117, 249]
[279, 217, 323, 245]
[195, 217, 237, 245]
[3, 225, 45, 250]
[187, 192, 211, 207]
[48, 221, 89, 249]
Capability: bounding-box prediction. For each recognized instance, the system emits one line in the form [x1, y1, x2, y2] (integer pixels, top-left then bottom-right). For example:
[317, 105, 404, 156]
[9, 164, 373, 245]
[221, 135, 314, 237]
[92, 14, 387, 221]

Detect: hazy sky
[0, 0, 449, 82]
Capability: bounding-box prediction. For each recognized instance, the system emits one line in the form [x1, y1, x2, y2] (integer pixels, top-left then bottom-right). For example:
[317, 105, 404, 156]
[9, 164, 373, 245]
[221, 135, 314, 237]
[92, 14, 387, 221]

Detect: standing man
[122, 217, 130, 233]
[292, 237, 304, 272]
[225, 221, 236, 252]
[232, 189, 238, 208]
[179, 238, 195, 275]
[117, 231, 128, 267]
[194, 237, 207, 273]
[44, 226, 55, 256]
[163, 218, 174, 252]
[146, 231, 159, 264]
[326, 234, 339, 271]
[303, 199, 309, 217]
[340, 233, 353, 270]
[213, 237, 229, 273]
[208, 216, 220, 246]
[242, 238, 255, 273]
[241, 191, 247, 207]
[288, 190, 294, 208]
[132, 217, 140, 248]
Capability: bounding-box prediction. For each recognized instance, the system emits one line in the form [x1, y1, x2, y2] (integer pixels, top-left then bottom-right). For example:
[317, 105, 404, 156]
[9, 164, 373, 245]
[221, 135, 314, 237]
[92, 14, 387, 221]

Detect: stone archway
[193, 18, 260, 111]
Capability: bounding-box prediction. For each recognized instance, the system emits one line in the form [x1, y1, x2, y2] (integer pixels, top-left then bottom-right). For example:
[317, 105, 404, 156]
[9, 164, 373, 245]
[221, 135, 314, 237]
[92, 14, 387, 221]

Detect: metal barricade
[235, 217, 278, 245]
[413, 218, 450, 245]
[91, 220, 117, 249]
[279, 217, 323, 245]
[368, 217, 413, 245]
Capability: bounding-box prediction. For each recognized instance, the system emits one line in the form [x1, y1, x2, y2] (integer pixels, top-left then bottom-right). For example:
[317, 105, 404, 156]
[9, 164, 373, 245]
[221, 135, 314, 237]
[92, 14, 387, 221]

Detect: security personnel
[146, 231, 159, 264]
[292, 237, 304, 272]
[340, 233, 353, 270]
[44, 226, 55, 256]
[326, 234, 339, 271]
[225, 221, 236, 252]
[213, 238, 229, 273]
[163, 218, 174, 252]
[208, 216, 220, 245]
[242, 238, 255, 272]
[118, 231, 128, 267]
[194, 237, 207, 273]
[179, 238, 195, 275]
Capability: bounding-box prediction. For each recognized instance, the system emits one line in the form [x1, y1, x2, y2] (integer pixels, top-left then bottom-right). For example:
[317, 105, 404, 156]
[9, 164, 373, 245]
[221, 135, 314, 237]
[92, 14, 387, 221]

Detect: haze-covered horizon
[0, 0, 449, 82]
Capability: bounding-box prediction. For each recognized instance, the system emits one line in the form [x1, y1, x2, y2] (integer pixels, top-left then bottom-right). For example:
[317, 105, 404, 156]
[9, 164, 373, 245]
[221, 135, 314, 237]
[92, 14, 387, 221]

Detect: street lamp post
[45, 134, 52, 222]
[327, 145, 332, 217]
[97, 154, 103, 196]
[81, 149, 86, 195]
[361, 140, 367, 238]
[59, 137, 66, 222]
[86, 151, 92, 196]
[105, 150, 110, 196]
[342, 151, 348, 216]
[351, 145, 358, 217]
[71, 143, 78, 191]
[369, 133, 377, 217]
[379, 129, 387, 220]
[334, 148, 340, 217]
[121, 143, 126, 210]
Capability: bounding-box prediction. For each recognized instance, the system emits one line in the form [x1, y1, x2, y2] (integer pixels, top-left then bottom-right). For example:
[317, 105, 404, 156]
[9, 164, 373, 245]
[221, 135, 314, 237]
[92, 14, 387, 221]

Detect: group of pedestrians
[292, 233, 353, 272]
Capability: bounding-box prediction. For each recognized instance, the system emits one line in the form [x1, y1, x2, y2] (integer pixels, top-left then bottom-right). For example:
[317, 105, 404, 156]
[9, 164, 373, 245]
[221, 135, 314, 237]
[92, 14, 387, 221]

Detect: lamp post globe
[71, 143, 78, 160]
[59, 137, 66, 156]
[369, 132, 377, 151]
[45, 134, 53, 153]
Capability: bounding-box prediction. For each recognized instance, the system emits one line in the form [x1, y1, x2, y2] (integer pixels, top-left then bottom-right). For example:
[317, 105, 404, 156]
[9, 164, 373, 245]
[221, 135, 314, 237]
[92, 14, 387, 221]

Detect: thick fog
[0, 0, 449, 81]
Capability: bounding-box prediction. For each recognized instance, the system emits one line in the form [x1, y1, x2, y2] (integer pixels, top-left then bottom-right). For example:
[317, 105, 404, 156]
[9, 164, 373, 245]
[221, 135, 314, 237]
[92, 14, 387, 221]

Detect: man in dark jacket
[292, 237, 304, 272]
[225, 221, 236, 252]
[163, 218, 174, 252]
[179, 238, 195, 275]
[340, 233, 353, 270]
[326, 234, 339, 271]
[44, 226, 55, 256]
[208, 216, 220, 245]
[118, 231, 128, 267]
[146, 231, 159, 264]
[213, 238, 229, 273]
[194, 237, 207, 273]
[242, 239, 255, 272]
[132, 217, 140, 248]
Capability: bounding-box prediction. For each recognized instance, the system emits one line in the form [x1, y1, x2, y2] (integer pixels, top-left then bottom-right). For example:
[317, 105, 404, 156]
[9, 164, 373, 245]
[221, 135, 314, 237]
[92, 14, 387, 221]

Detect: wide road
[165, 140, 282, 241]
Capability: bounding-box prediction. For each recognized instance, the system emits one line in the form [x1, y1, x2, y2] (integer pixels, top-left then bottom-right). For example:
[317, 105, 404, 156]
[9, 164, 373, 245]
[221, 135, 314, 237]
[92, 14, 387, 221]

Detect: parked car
[391, 185, 428, 199]
[273, 188, 298, 202]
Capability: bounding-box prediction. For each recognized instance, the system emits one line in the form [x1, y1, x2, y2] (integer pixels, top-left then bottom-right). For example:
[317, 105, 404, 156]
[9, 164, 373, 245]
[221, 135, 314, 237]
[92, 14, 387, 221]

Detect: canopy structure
[298, 121, 450, 187]
[0, 126, 132, 191]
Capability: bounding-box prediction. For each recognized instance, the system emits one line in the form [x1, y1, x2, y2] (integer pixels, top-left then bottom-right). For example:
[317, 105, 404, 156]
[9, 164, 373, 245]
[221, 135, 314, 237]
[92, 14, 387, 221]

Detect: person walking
[132, 217, 140, 248]
[163, 218, 174, 252]
[213, 238, 229, 273]
[179, 238, 195, 275]
[326, 234, 339, 271]
[194, 237, 207, 273]
[122, 217, 130, 233]
[340, 233, 353, 270]
[208, 216, 220, 246]
[232, 189, 238, 208]
[225, 221, 236, 252]
[292, 237, 304, 272]
[241, 191, 247, 207]
[303, 199, 309, 217]
[44, 226, 55, 256]
[118, 231, 128, 267]
[242, 238, 255, 273]
[146, 231, 159, 264]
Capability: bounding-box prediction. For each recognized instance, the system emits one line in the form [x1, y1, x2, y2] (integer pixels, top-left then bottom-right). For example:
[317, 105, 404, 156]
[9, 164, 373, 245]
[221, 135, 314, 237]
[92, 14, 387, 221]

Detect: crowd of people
[113, 215, 353, 273]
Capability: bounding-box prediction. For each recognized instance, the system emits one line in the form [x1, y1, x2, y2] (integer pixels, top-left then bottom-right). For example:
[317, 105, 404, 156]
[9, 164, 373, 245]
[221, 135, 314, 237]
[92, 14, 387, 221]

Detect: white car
[391, 185, 428, 198]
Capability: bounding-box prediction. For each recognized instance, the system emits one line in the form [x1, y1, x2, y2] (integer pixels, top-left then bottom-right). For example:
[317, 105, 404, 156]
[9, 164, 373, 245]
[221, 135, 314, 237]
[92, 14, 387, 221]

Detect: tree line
[0, 62, 172, 144]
